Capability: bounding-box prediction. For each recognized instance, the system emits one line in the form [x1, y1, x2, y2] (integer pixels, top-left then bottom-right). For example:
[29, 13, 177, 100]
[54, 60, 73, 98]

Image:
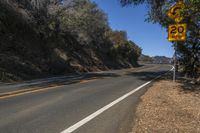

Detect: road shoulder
[131, 73, 200, 132]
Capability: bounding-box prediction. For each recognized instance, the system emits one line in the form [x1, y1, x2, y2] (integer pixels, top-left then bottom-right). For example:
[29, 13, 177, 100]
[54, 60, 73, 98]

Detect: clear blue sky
[91, 0, 174, 57]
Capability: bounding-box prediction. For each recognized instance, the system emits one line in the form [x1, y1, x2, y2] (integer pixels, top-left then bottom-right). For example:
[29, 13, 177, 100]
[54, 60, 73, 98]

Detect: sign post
[173, 43, 177, 82]
[166, 0, 186, 82]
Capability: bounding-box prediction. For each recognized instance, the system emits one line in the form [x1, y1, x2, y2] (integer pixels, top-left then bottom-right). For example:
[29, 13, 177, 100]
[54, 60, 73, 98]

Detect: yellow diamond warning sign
[168, 24, 187, 41]
[167, 2, 184, 23]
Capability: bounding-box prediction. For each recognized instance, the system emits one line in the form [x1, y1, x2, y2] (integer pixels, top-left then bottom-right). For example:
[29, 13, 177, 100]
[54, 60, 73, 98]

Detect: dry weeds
[132, 77, 200, 133]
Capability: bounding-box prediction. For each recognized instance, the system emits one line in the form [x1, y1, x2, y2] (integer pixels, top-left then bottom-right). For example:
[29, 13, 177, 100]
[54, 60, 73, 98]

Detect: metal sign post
[173, 43, 177, 82]
[168, 23, 186, 82]
[166, 0, 187, 82]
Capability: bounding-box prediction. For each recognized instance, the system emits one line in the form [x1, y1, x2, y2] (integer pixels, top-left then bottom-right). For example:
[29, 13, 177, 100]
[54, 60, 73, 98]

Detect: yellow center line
[0, 78, 97, 100]
[79, 79, 97, 84]
[0, 65, 162, 100]
[0, 85, 59, 99]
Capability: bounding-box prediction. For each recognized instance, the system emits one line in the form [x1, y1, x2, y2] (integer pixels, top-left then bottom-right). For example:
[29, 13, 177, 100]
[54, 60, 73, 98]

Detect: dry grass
[132, 76, 200, 133]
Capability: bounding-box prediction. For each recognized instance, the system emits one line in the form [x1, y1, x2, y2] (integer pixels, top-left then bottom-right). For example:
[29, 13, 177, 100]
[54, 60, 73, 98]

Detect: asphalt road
[0, 64, 171, 133]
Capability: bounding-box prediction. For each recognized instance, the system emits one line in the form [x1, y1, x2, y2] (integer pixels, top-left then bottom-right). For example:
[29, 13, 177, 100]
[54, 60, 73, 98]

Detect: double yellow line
[0, 78, 97, 100]
[0, 65, 164, 100]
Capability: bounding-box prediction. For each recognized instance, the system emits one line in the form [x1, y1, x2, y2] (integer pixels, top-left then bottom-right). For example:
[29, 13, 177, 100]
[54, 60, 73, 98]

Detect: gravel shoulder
[132, 73, 200, 133]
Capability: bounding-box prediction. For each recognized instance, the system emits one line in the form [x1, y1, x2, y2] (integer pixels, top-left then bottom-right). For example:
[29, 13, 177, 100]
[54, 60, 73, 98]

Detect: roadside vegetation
[120, 0, 200, 79]
[0, 0, 142, 81]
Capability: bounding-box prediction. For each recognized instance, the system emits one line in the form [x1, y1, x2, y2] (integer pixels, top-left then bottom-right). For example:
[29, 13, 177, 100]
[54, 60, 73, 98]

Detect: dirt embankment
[132, 74, 200, 133]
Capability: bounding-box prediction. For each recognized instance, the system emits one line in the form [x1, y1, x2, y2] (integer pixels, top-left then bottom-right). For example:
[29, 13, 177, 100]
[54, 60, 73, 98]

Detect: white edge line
[61, 68, 172, 133]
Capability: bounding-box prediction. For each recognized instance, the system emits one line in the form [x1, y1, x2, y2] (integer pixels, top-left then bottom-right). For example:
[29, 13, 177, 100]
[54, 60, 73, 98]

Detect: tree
[0, 0, 144, 80]
[52, 0, 110, 47]
[120, 0, 200, 78]
[109, 31, 128, 47]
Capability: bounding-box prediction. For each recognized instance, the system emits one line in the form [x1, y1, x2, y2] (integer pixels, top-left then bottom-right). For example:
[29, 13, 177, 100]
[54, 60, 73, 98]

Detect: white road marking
[61, 81, 153, 133]
[61, 68, 172, 133]
[171, 66, 175, 71]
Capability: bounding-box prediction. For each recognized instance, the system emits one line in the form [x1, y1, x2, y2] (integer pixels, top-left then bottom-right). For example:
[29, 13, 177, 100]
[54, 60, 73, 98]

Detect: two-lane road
[0, 64, 171, 133]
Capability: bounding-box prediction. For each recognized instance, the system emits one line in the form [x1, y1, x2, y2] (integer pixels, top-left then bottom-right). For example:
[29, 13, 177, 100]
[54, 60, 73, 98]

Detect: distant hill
[139, 54, 172, 64]
[152, 56, 172, 64]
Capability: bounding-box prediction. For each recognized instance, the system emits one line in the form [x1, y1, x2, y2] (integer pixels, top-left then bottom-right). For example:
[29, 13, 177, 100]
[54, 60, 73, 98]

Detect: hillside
[139, 54, 171, 64]
[0, 0, 142, 82]
[153, 56, 172, 64]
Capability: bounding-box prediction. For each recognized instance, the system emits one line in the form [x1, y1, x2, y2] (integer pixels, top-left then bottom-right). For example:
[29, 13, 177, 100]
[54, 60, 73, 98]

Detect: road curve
[0, 64, 171, 133]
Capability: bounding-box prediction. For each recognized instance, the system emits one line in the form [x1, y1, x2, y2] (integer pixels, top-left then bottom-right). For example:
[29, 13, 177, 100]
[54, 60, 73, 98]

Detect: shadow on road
[0, 72, 122, 94]
[125, 71, 168, 81]
[0, 66, 172, 95]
